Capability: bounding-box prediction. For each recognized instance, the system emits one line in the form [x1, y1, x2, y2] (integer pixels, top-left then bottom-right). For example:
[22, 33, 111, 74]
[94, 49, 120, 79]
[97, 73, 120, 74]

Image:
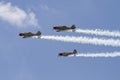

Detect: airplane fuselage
[19, 31, 41, 38]
[53, 26, 75, 32]
[58, 49, 77, 57]
[59, 52, 75, 56]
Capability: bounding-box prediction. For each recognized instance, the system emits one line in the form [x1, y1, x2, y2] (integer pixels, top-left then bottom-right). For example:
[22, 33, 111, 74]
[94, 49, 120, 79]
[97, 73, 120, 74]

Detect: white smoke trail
[32, 35, 120, 47]
[67, 29, 120, 37]
[74, 52, 120, 58]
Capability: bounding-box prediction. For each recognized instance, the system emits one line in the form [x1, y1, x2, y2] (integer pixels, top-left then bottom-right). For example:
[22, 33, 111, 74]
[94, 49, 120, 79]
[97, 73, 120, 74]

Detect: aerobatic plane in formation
[58, 49, 77, 57]
[53, 25, 76, 32]
[19, 31, 41, 38]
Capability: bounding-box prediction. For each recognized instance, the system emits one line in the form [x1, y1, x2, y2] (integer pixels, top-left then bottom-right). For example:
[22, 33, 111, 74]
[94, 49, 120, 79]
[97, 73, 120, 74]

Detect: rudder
[71, 25, 76, 29]
[73, 49, 77, 54]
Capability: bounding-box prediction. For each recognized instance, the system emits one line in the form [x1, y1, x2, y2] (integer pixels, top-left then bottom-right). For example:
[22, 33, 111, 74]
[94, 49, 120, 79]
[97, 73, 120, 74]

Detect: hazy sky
[0, 0, 120, 80]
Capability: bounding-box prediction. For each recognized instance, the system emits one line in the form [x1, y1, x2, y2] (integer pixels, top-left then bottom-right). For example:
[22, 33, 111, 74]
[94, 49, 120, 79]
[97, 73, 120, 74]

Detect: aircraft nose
[19, 33, 23, 36]
[59, 53, 63, 56]
[53, 26, 57, 29]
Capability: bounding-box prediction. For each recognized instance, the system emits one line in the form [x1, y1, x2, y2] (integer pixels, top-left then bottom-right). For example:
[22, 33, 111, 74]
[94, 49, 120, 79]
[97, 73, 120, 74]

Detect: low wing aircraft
[53, 25, 76, 32]
[58, 49, 77, 57]
[19, 31, 41, 38]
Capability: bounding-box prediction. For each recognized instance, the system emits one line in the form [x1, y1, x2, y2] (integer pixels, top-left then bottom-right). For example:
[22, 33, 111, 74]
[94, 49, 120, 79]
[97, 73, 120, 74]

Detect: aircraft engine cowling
[19, 33, 23, 36]
[59, 53, 63, 56]
[53, 27, 58, 29]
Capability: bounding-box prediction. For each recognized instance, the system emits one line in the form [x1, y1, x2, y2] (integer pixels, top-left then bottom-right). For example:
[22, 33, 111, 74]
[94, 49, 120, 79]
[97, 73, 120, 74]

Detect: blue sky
[0, 0, 120, 80]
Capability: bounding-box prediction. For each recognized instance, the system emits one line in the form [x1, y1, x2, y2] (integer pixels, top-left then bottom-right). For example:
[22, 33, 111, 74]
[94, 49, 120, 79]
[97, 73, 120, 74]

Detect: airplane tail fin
[73, 49, 77, 54]
[36, 31, 41, 35]
[71, 25, 76, 29]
